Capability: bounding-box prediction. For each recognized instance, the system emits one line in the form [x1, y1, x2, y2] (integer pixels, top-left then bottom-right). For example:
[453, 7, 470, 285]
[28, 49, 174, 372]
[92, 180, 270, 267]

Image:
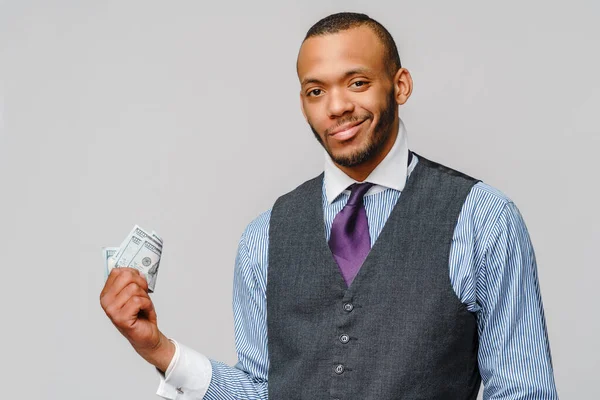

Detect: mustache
[324, 114, 372, 136]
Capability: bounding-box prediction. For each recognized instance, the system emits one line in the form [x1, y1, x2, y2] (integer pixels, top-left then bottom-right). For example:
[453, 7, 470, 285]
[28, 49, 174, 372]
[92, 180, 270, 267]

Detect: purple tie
[328, 182, 375, 287]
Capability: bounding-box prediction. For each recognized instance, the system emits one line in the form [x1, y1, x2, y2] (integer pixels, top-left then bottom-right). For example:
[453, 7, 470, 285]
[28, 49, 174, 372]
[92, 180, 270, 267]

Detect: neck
[334, 120, 399, 182]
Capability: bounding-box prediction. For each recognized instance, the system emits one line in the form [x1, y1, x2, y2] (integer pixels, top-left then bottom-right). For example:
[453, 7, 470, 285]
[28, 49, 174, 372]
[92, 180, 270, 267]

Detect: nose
[326, 88, 354, 118]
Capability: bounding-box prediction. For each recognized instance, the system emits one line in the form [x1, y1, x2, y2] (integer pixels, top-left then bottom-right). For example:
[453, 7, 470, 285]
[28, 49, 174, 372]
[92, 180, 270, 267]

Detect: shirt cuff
[156, 339, 213, 399]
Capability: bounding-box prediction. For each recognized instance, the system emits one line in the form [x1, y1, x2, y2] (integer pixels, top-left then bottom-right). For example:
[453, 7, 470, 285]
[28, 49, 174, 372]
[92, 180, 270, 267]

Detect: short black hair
[304, 12, 402, 74]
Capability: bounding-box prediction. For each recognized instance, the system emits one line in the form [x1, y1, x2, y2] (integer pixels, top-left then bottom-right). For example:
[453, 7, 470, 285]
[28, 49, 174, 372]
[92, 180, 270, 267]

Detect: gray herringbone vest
[267, 153, 482, 399]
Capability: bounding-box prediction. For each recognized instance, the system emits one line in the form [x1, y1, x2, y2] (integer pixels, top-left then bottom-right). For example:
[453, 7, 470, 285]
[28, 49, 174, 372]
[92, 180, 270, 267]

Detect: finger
[101, 268, 148, 308]
[113, 268, 149, 297]
[113, 268, 148, 295]
[112, 281, 151, 312]
[136, 269, 149, 292]
[101, 266, 127, 297]
[101, 268, 136, 308]
[121, 295, 156, 325]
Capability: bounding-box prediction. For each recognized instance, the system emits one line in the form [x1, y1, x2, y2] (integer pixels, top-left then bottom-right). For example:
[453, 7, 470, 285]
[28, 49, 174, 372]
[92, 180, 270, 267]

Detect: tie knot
[347, 182, 374, 206]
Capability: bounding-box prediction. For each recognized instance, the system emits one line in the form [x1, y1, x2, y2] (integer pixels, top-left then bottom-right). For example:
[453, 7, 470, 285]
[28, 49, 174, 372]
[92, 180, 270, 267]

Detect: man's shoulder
[414, 152, 478, 183]
[414, 153, 513, 209]
[462, 181, 516, 231]
[243, 208, 272, 244]
[469, 181, 513, 206]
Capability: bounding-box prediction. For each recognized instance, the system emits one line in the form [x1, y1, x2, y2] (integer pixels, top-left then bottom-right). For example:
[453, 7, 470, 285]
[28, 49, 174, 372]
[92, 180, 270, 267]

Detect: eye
[351, 81, 368, 88]
[307, 88, 323, 97]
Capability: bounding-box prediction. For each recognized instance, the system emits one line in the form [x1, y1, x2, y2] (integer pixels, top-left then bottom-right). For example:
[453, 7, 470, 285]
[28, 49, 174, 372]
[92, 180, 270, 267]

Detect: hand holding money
[100, 267, 175, 373]
[101, 225, 173, 372]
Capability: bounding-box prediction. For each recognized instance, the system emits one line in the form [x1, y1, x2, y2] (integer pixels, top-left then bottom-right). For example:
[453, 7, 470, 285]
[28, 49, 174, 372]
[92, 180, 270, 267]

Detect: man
[100, 12, 558, 399]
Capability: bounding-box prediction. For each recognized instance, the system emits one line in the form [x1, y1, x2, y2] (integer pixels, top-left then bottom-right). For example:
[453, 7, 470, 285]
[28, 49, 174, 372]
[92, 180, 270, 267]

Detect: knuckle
[104, 305, 117, 318]
[113, 274, 128, 287]
[119, 269, 134, 280]
[125, 281, 139, 294]
[134, 285, 147, 296]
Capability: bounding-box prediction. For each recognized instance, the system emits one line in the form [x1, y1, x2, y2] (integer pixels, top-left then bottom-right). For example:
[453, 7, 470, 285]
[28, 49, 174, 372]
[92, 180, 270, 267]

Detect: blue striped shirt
[189, 155, 558, 399]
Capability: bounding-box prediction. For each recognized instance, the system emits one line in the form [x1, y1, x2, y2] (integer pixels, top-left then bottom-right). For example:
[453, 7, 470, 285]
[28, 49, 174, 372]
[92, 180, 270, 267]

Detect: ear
[393, 68, 413, 106]
[299, 92, 307, 120]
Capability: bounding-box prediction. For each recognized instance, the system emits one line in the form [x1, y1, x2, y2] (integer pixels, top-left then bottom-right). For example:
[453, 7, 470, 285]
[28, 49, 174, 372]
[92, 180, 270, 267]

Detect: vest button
[343, 302, 354, 312]
[334, 364, 345, 374]
[339, 334, 350, 344]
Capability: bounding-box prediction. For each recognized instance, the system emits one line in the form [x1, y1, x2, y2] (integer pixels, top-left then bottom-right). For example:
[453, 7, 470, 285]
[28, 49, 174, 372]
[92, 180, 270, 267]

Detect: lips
[328, 120, 366, 141]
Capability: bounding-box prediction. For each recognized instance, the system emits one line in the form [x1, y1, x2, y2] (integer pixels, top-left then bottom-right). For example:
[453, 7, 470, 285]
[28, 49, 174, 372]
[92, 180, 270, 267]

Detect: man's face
[297, 26, 398, 168]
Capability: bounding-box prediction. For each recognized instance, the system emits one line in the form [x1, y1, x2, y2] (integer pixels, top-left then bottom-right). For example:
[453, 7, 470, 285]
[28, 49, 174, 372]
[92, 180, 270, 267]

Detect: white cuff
[156, 339, 213, 399]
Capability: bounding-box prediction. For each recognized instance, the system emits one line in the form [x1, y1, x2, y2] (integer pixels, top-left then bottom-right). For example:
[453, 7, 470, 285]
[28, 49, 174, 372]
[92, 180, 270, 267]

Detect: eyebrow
[301, 67, 373, 87]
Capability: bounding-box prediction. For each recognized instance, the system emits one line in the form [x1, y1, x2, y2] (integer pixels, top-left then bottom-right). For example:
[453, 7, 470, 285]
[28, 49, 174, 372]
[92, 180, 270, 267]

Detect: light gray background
[1, 1, 598, 398]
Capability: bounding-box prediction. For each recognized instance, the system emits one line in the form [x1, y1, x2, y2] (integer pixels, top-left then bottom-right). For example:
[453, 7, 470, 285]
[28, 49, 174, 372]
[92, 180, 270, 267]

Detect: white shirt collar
[324, 118, 411, 204]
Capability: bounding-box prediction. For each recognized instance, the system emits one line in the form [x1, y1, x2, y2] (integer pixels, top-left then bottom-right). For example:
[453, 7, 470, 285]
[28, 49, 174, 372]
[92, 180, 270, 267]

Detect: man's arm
[157, 211, 271, 399]
[477, 201, 559, 399]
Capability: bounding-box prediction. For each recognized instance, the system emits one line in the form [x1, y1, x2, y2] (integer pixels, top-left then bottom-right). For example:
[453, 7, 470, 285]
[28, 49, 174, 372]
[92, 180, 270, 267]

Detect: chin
[328, 143, 370, 166]
[327, 139, 359, 156]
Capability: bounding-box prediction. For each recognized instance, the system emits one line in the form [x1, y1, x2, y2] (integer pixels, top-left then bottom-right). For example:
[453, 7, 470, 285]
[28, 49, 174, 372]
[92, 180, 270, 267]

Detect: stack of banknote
[103, 225, 163, 292]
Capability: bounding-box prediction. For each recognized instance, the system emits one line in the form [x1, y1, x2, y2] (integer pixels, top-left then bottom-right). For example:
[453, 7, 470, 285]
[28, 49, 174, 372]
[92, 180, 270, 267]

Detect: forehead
[297, 26, 387, 82]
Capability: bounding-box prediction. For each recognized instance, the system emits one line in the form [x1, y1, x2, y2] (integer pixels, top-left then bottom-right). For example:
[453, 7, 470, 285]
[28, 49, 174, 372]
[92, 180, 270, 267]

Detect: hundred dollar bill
[113, 225, 162, 262]
[113, 225, 162, 268]
[127, 239, 161, 292]
[104, 225, 163, 292]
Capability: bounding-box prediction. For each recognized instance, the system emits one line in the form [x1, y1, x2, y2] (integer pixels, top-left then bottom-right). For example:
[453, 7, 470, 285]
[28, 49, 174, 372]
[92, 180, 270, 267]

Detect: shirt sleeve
[156, 340, 213, 399]
[477, 201, 559, 399]
[155, 215, 270, 399]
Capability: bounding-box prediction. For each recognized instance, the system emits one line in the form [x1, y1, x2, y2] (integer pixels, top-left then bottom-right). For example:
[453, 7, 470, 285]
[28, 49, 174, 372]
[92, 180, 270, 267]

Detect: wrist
[136, 333, 176, 373]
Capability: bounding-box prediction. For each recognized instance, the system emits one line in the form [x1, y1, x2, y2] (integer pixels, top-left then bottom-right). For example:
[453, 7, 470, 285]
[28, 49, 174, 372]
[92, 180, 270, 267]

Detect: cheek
[304, 103, 327, 129]
[357, 98, 382, 117]
[358, 87, 390, 114]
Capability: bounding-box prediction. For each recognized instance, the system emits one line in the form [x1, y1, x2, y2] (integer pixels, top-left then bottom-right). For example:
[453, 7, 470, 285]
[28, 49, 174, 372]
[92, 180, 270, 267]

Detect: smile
[329, 120, 366, 141]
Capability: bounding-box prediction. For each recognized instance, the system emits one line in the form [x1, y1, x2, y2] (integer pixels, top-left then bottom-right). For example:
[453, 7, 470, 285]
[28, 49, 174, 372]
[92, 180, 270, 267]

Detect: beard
[309, 90, 397, 168]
